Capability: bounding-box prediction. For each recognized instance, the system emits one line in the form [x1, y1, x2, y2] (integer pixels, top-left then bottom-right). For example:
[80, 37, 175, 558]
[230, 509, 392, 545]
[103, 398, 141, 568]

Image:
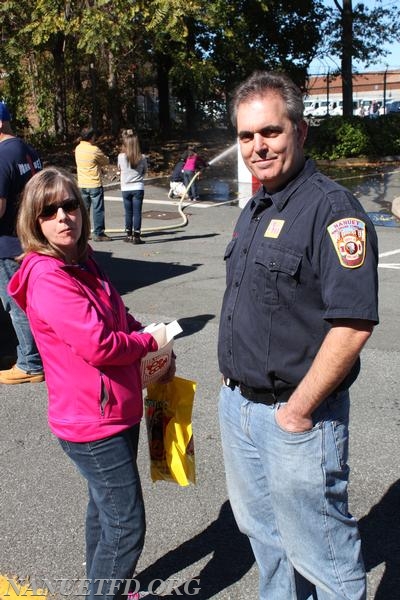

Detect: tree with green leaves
[0, 0, 146, 136]
[142, 0, 215, 134]
[2, 0, 326, 136]
[2, 0, 398, 137]
[201, 0, 325, 122]
[315, 0, 400, 116]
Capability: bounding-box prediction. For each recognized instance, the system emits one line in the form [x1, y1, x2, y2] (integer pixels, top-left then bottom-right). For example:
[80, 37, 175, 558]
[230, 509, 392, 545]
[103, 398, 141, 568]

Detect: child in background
[168, 157, 187, 199]
[118, 130, 147, 244]
[182, 145, 208, 201]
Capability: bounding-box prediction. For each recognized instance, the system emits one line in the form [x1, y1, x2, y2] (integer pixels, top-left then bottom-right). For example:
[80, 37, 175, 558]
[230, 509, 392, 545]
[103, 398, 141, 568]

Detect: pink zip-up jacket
[183, 154, 207, 172]
[8, 251, 158, 442]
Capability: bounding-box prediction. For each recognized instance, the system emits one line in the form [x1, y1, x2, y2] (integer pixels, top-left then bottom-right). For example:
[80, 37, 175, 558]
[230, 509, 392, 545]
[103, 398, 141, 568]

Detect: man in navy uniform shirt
[218, 71, 378, 599]
[0, 101, 44, 384]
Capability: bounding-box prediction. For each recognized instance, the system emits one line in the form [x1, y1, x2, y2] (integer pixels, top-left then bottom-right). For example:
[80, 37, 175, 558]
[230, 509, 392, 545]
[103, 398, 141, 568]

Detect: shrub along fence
[306, 114, 400, 160]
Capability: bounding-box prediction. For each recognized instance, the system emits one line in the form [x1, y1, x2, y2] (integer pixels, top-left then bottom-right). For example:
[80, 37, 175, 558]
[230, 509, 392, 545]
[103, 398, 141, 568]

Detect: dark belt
[224, 377, 294, 405]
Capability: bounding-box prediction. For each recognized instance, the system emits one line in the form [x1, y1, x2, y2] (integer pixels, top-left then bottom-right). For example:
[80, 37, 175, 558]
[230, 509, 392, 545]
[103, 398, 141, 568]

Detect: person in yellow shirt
[74, 128, 110, 241]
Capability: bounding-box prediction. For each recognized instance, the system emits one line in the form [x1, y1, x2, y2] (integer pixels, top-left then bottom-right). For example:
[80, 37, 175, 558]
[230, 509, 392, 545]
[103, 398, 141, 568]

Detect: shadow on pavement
[359, 479, 400, 599]
[175, 315, 215, 338]
[95, 252, 201, 296]
[136, 500, 254, 598]
[141, 233, 220, 245]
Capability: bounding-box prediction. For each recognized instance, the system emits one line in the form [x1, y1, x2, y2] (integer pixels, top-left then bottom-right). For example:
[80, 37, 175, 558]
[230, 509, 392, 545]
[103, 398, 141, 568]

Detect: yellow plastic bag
[145, 376, 196, 486]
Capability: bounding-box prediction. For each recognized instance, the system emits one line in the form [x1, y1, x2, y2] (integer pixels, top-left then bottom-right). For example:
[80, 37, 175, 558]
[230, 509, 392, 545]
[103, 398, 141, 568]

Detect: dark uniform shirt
[218, 159, 379, 392]
[170, 160, 185, 183]
[0, 136, 42, 258]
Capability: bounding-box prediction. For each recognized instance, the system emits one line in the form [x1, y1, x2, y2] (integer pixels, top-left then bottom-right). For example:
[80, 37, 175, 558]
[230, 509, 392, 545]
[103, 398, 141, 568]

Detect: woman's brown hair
[17, 166, 90, 263]
[120, 129, 142, 168]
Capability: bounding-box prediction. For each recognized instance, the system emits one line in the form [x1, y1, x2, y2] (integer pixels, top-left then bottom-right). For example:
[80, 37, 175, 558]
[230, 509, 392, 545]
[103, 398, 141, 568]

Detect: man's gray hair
[230, 71, 304, 127]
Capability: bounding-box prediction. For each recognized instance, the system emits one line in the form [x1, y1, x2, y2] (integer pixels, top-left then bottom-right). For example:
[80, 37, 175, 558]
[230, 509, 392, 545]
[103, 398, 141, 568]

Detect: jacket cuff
[148, 334, 159, 352]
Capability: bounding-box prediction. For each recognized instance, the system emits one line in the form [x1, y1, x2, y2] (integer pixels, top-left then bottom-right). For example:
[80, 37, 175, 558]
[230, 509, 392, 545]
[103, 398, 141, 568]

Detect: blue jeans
[218, 385, 366, 600]
[183, 170, 199, 199]
[122, 190, 144, 233]
[80, 187, 105, 236]
[58, 424, 145, 600]
[0, 257, 43, 373]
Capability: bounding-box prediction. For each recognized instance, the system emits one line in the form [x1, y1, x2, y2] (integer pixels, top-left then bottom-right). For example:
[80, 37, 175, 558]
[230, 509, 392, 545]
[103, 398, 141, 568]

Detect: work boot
[124, 231, 133, 243]
[92, 233, 111, 242]
[133, 231, 145, 245]
[0, 364, 45, 384]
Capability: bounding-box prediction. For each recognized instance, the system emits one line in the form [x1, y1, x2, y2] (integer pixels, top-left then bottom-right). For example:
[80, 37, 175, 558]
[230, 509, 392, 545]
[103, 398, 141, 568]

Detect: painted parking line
[379, 248, 400, 257]
[104, 195, 234, 208]
[378, 249, 400, 269]
[105, 195, 176, 205]
[378, 263, 400, 269]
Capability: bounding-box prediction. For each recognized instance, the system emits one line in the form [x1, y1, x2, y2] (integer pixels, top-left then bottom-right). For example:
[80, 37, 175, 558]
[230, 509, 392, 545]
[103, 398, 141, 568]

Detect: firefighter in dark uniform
[218, 71, 378, 600]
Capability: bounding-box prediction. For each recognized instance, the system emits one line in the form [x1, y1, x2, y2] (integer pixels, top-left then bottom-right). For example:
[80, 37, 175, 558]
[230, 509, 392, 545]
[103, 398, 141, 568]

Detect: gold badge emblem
[327, 218, 366, 268]
[264, 219, 285, 238]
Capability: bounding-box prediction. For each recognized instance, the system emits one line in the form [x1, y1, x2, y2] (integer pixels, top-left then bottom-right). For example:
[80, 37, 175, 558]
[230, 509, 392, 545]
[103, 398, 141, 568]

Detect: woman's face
[38, 185, 82, 261]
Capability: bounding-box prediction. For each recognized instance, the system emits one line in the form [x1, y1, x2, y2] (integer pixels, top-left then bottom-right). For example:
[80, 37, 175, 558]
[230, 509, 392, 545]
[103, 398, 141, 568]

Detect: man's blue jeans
[219, 384, 366, 600]
[122, 190, 144, 233]
[183, 170, 199, 200]
[0, 257, 43, 373]
[80, 187, 106, 236]
[58, 424, 145, 600]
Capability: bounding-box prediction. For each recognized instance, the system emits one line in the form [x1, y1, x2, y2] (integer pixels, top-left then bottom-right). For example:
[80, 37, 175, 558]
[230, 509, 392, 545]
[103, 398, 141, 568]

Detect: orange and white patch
[264, 219, 285, 238]
[327, 218, 366, 268]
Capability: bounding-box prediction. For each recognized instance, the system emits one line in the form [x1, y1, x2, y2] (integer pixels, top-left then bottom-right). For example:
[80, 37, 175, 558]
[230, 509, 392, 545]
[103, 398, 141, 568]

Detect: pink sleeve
[30, 271, 158, 367]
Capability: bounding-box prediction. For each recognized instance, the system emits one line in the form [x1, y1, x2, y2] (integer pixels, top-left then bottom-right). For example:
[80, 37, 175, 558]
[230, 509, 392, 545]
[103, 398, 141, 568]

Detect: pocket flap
[256, 246, 301, 276]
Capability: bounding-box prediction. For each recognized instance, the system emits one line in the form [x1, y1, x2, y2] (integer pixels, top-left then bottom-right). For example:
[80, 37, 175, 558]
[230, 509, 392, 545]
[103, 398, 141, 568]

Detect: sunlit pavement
[1, 168, 400, 599]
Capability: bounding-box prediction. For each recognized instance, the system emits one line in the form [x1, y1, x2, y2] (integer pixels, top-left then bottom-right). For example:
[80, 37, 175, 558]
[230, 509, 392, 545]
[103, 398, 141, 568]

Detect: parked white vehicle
[303, 97, 389, 118]
[332, 100, 363, 116]
[330, 101, 343, 116]
[312, 100, 331, 117]
[304, 99, 318, 117]
[354, 99, 372, 117]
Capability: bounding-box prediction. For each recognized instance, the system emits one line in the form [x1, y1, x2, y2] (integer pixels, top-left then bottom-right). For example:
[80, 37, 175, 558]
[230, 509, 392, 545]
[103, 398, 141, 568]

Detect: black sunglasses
[39, 198, 81, 220]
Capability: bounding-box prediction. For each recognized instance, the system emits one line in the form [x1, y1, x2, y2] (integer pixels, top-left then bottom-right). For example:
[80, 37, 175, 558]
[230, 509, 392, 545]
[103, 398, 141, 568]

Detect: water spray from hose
[208, 143, 237, 166]
[106, 142, 238, 235]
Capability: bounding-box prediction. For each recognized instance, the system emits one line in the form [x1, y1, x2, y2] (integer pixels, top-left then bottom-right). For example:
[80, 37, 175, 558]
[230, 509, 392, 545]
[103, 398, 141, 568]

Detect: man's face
[236, 92, 308, 193]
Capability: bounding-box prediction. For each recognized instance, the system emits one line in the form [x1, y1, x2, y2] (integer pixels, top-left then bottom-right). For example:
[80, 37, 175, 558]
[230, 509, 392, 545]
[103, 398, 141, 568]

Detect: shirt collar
[250, 158, 317, 213]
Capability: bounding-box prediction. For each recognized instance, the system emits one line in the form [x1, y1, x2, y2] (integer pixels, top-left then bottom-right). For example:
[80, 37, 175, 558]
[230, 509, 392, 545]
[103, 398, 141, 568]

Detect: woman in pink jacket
[8, 166, 174, 600]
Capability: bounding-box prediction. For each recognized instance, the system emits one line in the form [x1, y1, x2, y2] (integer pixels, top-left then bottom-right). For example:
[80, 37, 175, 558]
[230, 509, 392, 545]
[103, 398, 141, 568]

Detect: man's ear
[297, 120, 308, 147]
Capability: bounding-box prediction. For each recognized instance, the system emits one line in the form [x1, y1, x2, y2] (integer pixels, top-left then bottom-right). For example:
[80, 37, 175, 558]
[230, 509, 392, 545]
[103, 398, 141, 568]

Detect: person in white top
[118, 130, 148, 244]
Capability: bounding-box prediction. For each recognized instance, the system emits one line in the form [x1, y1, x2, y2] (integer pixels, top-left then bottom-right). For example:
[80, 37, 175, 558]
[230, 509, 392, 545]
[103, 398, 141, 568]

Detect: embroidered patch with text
[327, 218, 366, 268]
[264, 219, 285, 238]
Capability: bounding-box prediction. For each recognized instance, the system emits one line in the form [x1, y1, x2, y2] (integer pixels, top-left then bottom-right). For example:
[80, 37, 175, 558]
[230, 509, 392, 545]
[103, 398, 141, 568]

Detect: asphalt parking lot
[1, 171, 400, 599]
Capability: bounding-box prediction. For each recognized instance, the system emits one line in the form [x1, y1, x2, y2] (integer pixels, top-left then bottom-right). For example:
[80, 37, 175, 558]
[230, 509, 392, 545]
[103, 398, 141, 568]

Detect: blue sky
[308, 0, 400, 75]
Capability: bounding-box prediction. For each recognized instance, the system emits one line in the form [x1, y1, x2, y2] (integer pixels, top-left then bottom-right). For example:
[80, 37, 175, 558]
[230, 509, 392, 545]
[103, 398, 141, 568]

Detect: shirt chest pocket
[252, 245, 302, 306]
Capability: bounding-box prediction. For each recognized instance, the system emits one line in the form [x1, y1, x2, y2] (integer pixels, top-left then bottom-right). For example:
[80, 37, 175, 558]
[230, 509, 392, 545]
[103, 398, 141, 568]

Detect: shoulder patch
[327, 218, 366, 268]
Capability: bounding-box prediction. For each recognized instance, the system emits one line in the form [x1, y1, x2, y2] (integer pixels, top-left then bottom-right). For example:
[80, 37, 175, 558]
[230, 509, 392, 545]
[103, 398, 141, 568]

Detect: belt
[224, 377, 294, 405]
